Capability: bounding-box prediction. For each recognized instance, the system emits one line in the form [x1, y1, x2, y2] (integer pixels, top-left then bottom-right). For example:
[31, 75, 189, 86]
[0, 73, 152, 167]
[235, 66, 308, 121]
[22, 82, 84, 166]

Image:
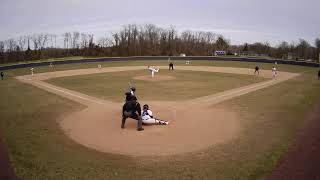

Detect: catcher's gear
[125, 92, 131, 96]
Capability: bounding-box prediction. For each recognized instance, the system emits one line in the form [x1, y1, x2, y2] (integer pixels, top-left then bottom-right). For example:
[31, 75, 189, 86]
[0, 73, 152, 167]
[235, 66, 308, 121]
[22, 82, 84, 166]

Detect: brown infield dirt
[16, 66, 299, 157]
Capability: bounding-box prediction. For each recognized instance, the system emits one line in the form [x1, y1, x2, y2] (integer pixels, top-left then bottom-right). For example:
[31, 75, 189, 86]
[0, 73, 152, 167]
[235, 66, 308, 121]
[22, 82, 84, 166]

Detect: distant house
[240, 51, 269, 57]
[214, 50, 226, 56]
[258, 54, 269, 57]
[240, 51, 255, 56]
[287, 53, 297, 60]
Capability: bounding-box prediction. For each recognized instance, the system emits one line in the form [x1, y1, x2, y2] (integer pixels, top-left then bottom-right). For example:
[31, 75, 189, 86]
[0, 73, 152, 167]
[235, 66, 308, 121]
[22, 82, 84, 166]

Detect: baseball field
[1, 60, 320, 179]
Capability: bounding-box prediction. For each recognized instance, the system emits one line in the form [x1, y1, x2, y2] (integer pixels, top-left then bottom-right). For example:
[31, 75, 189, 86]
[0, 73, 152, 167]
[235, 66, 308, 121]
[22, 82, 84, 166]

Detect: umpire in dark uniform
[169, 62, 174, 70]
[121, 94, 144, 131]
[318, 69, 320, 80]
[254, 66, 259, 75]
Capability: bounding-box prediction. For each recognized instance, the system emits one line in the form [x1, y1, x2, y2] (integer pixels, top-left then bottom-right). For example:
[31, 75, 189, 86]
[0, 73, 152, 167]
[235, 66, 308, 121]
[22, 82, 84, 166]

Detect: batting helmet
[143, 104, 149, 110]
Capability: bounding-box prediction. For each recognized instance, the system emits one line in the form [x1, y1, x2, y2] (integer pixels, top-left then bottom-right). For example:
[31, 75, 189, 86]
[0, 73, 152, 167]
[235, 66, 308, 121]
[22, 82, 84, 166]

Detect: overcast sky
[1, 0, 319, 46]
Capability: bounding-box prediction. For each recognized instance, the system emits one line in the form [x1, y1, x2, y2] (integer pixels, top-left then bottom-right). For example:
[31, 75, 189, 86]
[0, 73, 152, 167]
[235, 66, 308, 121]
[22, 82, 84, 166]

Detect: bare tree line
[0, 24, 319, 64]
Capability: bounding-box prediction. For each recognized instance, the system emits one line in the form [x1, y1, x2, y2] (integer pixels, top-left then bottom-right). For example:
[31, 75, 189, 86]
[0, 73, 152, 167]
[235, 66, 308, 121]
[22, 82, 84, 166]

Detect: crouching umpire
[121, 93, 144, 131]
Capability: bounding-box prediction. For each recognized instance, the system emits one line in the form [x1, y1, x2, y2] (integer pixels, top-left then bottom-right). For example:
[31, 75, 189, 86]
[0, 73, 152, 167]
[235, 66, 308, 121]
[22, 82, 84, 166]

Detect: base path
[16, 66, 299, 156]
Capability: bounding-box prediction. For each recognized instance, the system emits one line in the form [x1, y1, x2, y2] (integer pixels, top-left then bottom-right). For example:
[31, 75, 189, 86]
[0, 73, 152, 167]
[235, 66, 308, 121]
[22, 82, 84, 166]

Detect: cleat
[159, 121, 169, 125]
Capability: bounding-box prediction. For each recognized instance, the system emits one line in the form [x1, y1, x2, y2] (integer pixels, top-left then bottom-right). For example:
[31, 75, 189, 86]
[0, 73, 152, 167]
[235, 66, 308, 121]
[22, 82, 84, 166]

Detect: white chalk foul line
[30, 79, 106, 105]
[212, 80, 276, 99]
[192, 77, 290, 105]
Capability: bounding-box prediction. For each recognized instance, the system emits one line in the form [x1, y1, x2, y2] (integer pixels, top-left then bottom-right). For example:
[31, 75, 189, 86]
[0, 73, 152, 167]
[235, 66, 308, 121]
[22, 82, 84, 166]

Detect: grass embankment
[0, 60, 319, 179]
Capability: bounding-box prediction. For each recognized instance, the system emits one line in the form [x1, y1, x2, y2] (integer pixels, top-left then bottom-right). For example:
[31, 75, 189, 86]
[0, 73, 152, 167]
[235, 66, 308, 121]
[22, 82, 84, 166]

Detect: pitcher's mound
[133, 75, 176, 81]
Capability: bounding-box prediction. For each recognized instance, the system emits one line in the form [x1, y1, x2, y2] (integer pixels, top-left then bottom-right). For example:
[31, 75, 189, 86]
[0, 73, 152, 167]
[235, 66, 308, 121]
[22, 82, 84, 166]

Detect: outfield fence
[0, 56, 319, 71]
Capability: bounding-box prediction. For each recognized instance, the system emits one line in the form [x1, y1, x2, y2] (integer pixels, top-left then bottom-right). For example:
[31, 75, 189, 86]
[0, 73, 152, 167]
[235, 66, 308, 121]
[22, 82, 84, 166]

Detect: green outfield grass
[0, 56, 85, 66]
[47, 69, 265, 102]
[0, 60, 320, 179]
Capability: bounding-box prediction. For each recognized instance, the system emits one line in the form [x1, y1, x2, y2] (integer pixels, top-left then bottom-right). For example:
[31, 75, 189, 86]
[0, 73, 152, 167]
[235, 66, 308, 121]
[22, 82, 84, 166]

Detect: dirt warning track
[16, 66, 299, 156]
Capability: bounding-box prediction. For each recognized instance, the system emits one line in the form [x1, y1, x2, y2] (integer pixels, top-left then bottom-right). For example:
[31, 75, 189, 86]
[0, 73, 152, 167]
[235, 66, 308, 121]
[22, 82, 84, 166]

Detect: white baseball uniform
[272, 67, 277, 77]
[141, 109, 168, 125]
[148, 66, 159, 77]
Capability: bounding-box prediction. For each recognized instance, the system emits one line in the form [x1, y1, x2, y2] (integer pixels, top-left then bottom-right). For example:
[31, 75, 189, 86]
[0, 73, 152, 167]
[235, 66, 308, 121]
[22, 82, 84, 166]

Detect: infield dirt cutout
[16, 66, 299, 156]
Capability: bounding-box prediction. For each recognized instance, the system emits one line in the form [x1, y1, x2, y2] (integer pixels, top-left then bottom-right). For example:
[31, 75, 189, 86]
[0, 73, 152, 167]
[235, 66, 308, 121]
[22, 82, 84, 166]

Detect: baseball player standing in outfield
[169, 62, 174, 70]
[30, 67, 34, 76]
[121, 95, 144, 131]
[141, 104, 169, 125]
[49, 62, 54, 68]
[0, 72, 4, 80]
[272, 66, 277, 78]
[254, 65, 260, 75]
[318, 69, 320, 80]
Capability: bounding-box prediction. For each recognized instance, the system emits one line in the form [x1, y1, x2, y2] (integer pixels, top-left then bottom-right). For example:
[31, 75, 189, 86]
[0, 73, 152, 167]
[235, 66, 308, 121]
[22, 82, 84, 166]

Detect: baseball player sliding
[122, 86, 169, 131]
[141, 104, 169, 125]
